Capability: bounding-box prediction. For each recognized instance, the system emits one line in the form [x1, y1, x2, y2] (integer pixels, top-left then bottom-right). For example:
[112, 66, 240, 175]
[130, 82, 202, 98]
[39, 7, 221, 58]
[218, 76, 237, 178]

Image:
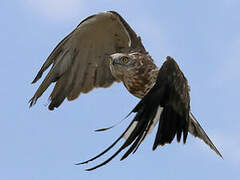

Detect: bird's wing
[188, 112, 223, 158]
[29, 11, 145, 110]
[78, 56, 192, 171]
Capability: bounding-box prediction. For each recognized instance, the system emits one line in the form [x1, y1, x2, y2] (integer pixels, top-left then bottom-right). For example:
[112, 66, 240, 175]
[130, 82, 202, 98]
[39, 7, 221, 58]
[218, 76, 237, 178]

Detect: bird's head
[108, 53, 137, 80]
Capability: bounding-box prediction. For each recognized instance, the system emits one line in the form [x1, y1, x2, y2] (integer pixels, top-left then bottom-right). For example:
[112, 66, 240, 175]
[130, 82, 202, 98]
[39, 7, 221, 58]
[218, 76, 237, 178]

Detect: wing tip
[28, 96, 37, 108]
[165, 56, 178, 66]
[31, 68, 45, 84]
[209, 142, 223, 159]
[75, 161, 88, 165]
[218, 152, 224, 159]
[166, 56, 174, 60]
[67, 94, 80, 101]
[31, 75, 41, 84]
[189, 113, 223, 159]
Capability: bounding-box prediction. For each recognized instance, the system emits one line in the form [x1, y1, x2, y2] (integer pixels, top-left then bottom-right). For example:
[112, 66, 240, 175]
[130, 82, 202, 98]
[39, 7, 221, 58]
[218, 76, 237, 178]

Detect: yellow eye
[109, 57, 113, 63]
[122, 57, 129, 63]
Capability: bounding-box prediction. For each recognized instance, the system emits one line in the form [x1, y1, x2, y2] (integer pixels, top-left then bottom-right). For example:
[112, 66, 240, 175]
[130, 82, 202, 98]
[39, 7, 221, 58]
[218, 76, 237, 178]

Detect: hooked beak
[109, 57, 113, 64]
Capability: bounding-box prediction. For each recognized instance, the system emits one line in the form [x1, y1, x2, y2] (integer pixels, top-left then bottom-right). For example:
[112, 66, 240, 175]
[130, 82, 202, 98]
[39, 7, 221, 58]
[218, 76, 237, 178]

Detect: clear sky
[1, 0, 240, 179]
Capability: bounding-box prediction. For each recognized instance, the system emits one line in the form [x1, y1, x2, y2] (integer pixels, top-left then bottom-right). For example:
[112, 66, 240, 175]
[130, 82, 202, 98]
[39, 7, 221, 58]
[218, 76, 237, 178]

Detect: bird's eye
[109, 57, 113, 63]
[122, 57, 129, 63]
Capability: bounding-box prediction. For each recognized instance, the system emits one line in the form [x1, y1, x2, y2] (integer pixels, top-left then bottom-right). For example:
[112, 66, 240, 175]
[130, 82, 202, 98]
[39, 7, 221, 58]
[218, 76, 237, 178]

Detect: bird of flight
[29, 11, 222, 171]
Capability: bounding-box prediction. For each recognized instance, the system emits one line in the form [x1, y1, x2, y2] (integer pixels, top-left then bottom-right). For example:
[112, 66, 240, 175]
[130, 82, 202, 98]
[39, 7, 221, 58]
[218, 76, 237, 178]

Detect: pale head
[108, 53, 137, 81]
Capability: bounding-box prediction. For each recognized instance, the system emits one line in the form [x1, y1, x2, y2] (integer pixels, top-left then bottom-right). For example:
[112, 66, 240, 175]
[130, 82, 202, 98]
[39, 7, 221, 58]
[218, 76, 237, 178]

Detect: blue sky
[1, 0, 240, 179]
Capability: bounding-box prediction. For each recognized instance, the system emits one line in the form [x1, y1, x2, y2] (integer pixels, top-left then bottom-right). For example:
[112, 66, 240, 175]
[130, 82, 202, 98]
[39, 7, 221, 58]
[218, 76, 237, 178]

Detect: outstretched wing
[29, 11, 145, 110]
[78, 56, 192, 171]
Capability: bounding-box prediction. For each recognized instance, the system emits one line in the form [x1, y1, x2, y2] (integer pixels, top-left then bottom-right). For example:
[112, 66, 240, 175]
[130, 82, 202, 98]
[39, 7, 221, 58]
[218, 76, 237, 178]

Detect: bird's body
[29, 11, 222, 170]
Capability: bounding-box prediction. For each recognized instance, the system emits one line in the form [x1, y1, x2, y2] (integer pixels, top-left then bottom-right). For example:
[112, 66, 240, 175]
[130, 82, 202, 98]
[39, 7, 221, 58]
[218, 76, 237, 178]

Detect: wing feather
[78, 56, 222, 170]
[30, 11, 145, 110]
[188, 113, 223, 158]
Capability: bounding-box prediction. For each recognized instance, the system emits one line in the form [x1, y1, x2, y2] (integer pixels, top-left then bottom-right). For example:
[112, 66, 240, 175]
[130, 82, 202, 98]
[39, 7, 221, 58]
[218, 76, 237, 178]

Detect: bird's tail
[188, 112, 223, 158]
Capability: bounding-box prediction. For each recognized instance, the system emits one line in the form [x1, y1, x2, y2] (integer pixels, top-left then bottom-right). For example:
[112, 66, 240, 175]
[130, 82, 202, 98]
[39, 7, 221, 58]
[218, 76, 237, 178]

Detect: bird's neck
[123, 66, 159, 99]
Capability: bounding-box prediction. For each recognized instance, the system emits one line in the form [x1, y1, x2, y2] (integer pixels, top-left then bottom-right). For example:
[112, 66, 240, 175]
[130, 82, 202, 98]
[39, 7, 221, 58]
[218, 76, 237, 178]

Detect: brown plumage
[109, 52, 158, 98]
[29, 11, 222, 170]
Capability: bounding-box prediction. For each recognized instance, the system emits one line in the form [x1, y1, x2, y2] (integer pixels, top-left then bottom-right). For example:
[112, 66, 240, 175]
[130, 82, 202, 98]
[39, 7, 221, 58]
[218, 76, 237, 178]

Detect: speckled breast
[123, 67, 159, 99]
